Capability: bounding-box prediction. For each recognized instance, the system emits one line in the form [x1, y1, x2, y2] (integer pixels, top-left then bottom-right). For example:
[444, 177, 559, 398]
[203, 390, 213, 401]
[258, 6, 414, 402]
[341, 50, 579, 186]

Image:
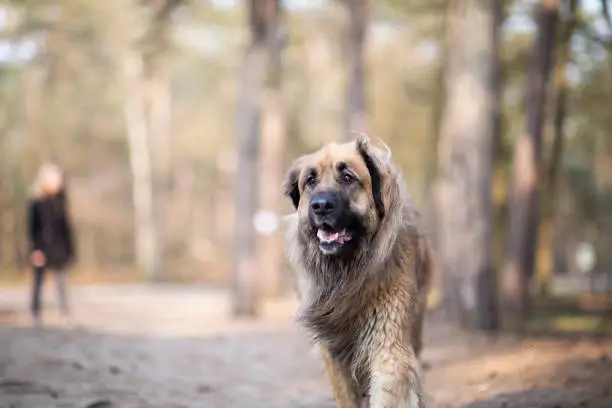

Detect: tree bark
[23, 64, 45, 166]
[548, 0, 577, 194]
[142, 0, 183, 280]
[257, 0, 287, 299]
[548, 0, 577, 285]
[145, 55, 172, 280]
[435, 0, 499, 331]
[123, 49, 160, 281]
[501, 0, 559, 332]
[423, 2, 450, 309]
[423, 3, 448, 230]
[232, 0, 271, 317]
[343, 0, 369, 139]
[491, 0, 504, 160]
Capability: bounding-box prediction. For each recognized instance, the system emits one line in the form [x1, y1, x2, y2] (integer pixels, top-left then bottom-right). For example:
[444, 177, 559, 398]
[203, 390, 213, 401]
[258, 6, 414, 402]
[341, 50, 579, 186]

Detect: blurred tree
[257, 0, 288, 299]
[548, 0, 578, 193]
[143, 0, 186, 280]
[116, 0, 185, 281]
[435, 0, 500, 330]
[343, 0, 369, 137]
[543, 0, 577, 287]
[418, 0, 448, 238]
[121, 5, 159, 281]
[491, 0, 504, 160]
[232, 0, 278, 316]
[501, 0, 559, 332]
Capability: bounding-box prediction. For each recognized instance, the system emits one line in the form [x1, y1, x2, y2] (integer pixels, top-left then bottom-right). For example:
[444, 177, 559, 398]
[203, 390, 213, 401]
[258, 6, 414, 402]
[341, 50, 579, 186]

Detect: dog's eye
[305, 175, 316, 187]
[342, 173, 355, 184]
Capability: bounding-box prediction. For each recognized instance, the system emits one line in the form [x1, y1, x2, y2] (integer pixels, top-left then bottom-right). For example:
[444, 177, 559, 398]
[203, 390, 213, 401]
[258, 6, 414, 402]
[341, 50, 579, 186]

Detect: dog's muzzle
[308, 191, 353, 255]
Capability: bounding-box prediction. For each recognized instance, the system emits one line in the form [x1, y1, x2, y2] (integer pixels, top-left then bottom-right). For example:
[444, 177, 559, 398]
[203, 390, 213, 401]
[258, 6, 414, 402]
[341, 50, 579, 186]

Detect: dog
[282, 134, 433, 408]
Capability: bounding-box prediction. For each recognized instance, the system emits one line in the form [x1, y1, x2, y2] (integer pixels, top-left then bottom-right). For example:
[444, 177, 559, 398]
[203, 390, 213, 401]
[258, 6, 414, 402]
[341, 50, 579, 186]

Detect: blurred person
[26, 162, 76, 327]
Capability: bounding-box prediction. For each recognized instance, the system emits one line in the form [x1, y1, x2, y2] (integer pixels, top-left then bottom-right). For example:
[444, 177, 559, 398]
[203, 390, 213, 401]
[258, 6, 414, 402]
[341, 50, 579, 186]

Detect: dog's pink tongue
[337, 232, 351, 243]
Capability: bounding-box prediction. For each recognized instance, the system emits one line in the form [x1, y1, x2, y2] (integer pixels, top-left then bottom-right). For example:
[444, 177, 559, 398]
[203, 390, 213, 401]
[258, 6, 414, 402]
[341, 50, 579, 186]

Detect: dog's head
[283, 135, 400, 257]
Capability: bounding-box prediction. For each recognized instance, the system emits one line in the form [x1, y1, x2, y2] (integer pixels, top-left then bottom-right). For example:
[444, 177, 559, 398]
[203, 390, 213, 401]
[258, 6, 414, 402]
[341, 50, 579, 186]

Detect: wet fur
[283, 135, 433, 408]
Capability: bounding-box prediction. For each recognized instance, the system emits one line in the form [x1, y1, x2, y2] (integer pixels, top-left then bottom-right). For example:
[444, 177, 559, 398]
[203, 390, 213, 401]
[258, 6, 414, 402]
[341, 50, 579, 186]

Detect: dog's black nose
[310, 192, 336, 216]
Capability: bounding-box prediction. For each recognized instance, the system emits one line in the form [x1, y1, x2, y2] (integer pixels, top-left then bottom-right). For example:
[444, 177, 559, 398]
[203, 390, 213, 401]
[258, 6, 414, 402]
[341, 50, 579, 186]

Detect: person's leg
[30, 267, 45, 326]
[54, 267, 70, 317]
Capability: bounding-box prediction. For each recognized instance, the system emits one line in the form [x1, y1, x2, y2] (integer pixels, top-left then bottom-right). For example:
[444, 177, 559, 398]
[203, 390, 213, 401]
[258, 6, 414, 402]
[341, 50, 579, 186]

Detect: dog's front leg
[368, 347, 424, 408]
[319, 344, 362, 408]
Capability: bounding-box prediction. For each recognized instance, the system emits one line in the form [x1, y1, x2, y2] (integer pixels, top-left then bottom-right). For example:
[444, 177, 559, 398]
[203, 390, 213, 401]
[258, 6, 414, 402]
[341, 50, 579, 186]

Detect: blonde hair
[32, 162, 64, 198]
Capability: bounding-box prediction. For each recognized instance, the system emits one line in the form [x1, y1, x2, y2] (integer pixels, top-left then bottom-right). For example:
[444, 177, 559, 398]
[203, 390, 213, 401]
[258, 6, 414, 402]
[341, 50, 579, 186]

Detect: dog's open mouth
[317, 229, 352, 244]
[316, 228, 352, 254]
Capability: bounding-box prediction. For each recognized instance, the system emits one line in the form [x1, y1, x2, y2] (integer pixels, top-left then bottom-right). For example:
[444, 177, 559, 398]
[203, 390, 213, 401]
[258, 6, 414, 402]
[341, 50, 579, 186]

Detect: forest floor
[0, 284, 611, 408]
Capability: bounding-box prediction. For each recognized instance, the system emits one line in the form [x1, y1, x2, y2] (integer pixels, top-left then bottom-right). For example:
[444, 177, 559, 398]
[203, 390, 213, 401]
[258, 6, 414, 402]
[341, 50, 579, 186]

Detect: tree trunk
[491, 0, 504, 160]
[547, 0, 577, 288]
[122, 50, 160, 281]
[343, 0, 369, 139]
[423, 3, 448, 230]
[216, 149, 236, 261]
[146, 59, 172, 280]
[257, 0, 287, 299]
[23, 64, 45, 166]
[501, 0, 559, 332]
[141, 0, 183, 280]
[548, 0, 577, 194]
[231, 0, 270, 317]
[424, 2, 450, 309]
[435, 0, 499, 331]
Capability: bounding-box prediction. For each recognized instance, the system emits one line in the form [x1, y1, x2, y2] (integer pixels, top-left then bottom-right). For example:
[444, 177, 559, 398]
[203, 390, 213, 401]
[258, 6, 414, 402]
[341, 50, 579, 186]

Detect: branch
[153, 0, 185, 23]
[575, 16, 612, 50]
[601, 0, 612, 33]
[578, 28, 612, 49]
[140, 0, 186, 60]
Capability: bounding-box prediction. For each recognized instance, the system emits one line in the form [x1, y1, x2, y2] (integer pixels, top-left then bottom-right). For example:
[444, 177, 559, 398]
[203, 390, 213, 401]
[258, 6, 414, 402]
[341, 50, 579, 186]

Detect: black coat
[27, 189, 76, 270]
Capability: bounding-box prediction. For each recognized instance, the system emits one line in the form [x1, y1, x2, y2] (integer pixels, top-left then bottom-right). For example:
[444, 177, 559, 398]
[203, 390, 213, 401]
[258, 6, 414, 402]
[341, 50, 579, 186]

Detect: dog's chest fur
[302, 291, 366, 358]
[300, 286, 373, 385]
[297, 260, 410, 388]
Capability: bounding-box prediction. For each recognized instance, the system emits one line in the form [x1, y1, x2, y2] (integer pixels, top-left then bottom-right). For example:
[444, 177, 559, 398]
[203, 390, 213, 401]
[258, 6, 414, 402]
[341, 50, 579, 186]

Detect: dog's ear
[283, 157, 304, 210]
[356, 137, 385, 219]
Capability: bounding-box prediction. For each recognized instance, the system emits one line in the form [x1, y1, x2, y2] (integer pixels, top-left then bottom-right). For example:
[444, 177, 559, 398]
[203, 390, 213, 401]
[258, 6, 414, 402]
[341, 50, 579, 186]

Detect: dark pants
[31, 267, 70, 322]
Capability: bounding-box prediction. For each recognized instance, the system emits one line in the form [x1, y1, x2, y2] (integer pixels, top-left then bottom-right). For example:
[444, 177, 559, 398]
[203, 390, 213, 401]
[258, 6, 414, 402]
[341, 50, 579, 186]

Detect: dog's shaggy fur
[282, 135, 433, 408]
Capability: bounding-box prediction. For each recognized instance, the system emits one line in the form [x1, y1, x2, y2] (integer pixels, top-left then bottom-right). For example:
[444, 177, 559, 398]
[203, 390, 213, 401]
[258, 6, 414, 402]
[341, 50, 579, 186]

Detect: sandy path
[0, 284, 611, 408]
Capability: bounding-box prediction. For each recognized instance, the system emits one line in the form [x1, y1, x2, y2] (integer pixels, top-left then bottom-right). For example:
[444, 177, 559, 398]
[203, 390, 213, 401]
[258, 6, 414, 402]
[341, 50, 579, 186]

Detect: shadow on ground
[460, 355, 612, 408]
[464, 388, 611, 408]
[0, 323, 334, 408]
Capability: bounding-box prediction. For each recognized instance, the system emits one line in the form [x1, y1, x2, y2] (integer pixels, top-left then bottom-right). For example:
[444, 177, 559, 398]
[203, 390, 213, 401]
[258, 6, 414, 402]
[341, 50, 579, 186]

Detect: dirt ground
[0, 284, 611, 408]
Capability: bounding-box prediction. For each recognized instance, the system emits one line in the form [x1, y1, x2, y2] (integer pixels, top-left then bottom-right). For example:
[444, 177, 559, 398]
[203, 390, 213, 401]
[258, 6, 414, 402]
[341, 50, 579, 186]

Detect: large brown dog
[282, 135, 433, 408]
